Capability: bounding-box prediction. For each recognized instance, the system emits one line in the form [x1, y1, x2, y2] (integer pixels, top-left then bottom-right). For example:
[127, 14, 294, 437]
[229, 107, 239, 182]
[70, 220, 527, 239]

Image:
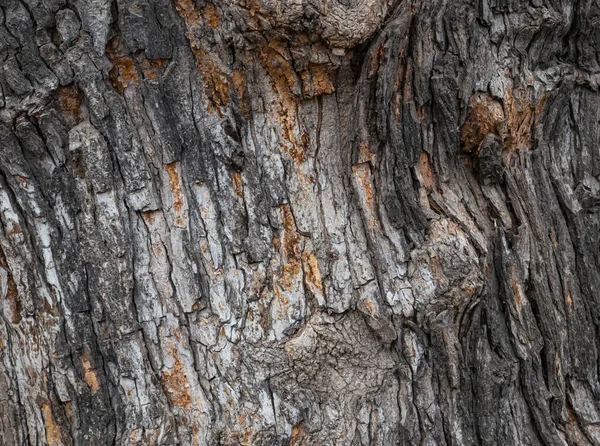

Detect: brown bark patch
[352, 163, 376, 211]
[257, 38, 306, 163]
[57, 84, 83, 124]
[141, 58, 169, 81]
[300, 64, 335, 97]
[460, 93, 504, 153]
[290, 422, 309, 446]
[81, 349, 100, 394]
[165, 163, 184, 212]
[161, 352, 192, 409]
[302, 250, 323, 294]
[41, 403, 62, 446]
[231, 171, 243, 197]
[107, 37, 139, 95]
[418, 151, 435, 191]
[504, 88, 535, 152]
[461, 90, 546, 156]
[175, 0, 202, 27]
[203, 2, 220, 28]
[566, 293, 573, 313]
[188, 43, 230, 117]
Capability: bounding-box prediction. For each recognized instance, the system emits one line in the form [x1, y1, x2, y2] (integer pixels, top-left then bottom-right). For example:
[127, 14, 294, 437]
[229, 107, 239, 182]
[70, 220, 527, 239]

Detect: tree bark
[1, 0, 600, 444]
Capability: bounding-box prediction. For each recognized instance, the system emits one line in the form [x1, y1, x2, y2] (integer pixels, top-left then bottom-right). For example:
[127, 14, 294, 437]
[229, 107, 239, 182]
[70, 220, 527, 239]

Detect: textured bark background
[1, 0, 600, 444]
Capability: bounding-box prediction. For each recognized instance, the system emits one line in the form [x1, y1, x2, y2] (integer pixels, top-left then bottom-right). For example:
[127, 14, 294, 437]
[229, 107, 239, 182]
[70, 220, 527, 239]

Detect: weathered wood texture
[1, 0, 600, 444]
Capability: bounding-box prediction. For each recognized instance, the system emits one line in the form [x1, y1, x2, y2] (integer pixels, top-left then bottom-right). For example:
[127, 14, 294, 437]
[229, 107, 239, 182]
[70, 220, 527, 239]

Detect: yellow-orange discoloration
[231, 171, 243, 197]
[141, 210, 159, 225]
[361, 298, 377, 318]
[162, 350, 192, 409]
[566, 293, 573, 313]
[203, 2, 220, 28]
[300, 64, 335, 97]
[257, 38, 306, 163]
[107, 37, 139, 95]
[358, 141, 376, 165]
[175, 0, 202, 27]
[165, 163, 184, 213]
[81, 350, 100, 394]
[418, 151, 435, 191]
[188, 44, 230, 116]
[141, 58, 169, 81]
[460, 93, 504, 154]
[290, 422, 309, 446]
[352, 163, 376, 211]
[41, 403, 62, 446]
[461, 89, 547, 158]
[302, 250, 323, 293]
[551, 230, 558, 248]
[512, 279, 522, 309]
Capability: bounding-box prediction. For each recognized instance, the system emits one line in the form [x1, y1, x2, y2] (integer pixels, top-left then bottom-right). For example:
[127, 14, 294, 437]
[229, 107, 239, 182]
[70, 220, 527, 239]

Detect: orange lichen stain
[174, 0, 201, 26]
[358, 141, 376, 165]
[81, 350, 100, 394]
[231, 171, 243, 197]
[57, 84, 83, 124]
[203, 2, 220, 28]
[566, 293, 573, 313]
[41, 403, 62, 446]
[352, 163, 376, 211]
[107, 36, 139, 95]
[300, 64, 335, 97]
[462, 88, 547, 158]
[141, 210, 158, 225]
[460, 93, 505, 154]
[290, 422, 309, 446]
[141, 58, 169, 81]
[187, 42, 230, 117]
[161, 350, 192, 409]
[164, 163, 184, 213]
[231, 415, 254, 445]
[512, 279, 522, 310]
[130, 429, 142, 443]
[302, 250, 323, 293]
[418, 151, 435, 191]
[175, 216, 185, 228]
[257, 38, 306, 163]
[551, 230, 558, 248]
[15, 175, 27, 186]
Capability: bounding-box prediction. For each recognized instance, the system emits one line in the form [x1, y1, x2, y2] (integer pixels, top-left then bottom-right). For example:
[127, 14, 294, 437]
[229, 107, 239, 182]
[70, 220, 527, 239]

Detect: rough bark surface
[1, 0, 600, 444]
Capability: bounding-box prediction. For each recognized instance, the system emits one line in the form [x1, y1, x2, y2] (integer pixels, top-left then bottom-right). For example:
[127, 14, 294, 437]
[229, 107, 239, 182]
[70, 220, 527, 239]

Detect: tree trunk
[1, 0, 600, 444]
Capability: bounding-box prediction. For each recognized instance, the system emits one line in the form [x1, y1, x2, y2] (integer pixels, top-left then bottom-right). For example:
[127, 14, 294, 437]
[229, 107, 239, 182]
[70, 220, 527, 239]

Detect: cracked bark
[1, 0, 600, 444]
